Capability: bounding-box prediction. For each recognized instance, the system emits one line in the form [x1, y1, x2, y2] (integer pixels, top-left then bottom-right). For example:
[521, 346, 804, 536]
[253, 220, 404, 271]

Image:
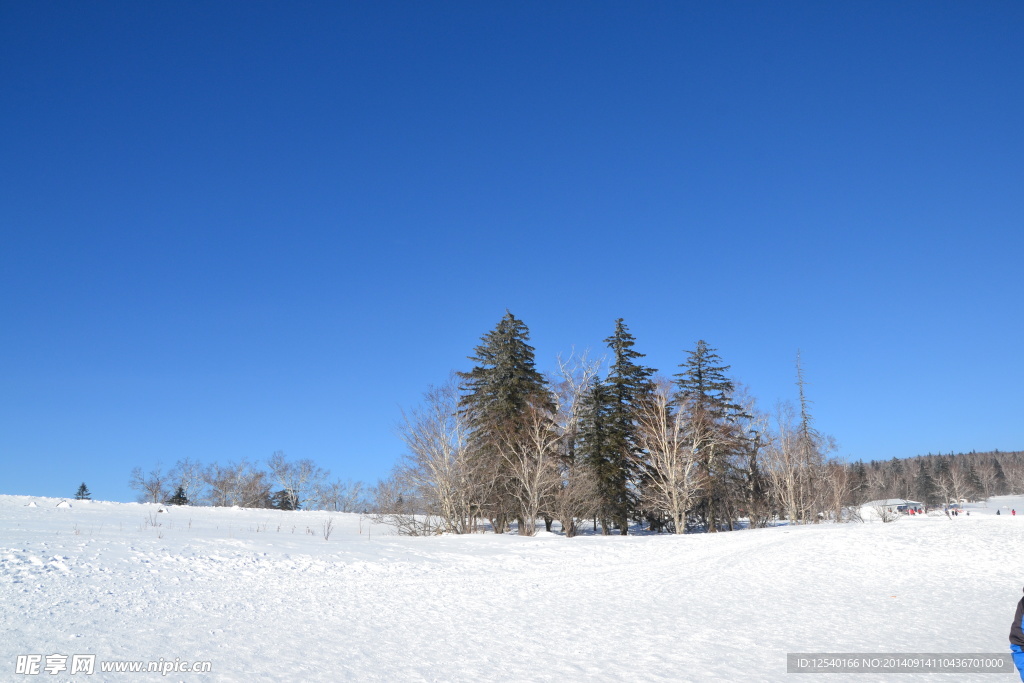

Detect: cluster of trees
[128, 452, 367, 512]
[120, 312, 1019, 532]
[375, 312, 851, 536]
[850, 450, 1024, 506]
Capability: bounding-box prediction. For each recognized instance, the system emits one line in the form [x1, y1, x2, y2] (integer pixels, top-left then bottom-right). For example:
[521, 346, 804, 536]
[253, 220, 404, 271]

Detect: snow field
[2, 495, 1024, 681]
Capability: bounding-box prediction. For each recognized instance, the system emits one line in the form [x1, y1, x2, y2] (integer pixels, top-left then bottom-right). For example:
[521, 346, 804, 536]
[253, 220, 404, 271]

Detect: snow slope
[3, 495, 1024, 682]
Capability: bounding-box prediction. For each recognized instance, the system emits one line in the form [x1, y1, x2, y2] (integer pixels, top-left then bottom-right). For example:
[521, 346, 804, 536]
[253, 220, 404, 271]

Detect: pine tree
[967, 464, 983, 500]
[788, 352, 835, 523]
[673, 340, 746, 531]
[578, 377, 616, 534]
[459, 311, 552, 426]
[270, 489, 299, 510]
[993, 458, 1008, 496]
[795, 353, 820, 470]
[596, 318, 655, 535]
[887, 457, 906, 498]
[933, 457, 953, 503]
[458, 311, 554, 533]
[850, 461, 868, 503]
[673, 340, 743, 421]
[915, 462, 937, 506]
[75, 483, 91, 500]
[167, 485, 189, 506]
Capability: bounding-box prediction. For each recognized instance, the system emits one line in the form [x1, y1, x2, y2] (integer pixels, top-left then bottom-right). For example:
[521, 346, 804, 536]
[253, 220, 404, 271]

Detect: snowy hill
[3, 495, 1024, 681]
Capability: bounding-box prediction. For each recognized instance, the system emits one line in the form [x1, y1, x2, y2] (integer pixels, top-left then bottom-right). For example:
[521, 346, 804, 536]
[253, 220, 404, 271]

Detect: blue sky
[2, 2, 1021, 502]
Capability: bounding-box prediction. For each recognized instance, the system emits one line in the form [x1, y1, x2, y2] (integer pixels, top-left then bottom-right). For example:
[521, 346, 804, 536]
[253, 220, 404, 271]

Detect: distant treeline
[128, 452, 368, 513]
[849, 450, 1024, 505]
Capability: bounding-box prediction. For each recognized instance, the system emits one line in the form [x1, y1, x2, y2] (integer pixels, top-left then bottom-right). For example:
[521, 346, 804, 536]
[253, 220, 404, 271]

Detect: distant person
[1014, 510, 1017, 516]
[1010, 588, 1024, 681]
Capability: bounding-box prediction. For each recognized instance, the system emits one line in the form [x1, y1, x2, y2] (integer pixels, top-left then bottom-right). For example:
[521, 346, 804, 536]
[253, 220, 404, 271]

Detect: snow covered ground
[3, 494, 1024, 682]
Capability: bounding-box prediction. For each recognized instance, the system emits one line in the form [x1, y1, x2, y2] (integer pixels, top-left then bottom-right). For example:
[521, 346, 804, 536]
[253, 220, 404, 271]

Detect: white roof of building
[862, 498, 923, 507]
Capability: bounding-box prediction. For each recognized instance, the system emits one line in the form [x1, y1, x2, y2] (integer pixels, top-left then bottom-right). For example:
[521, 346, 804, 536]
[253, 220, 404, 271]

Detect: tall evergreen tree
[934, 457, 951, 495]
[673, 340, 746, 531]
[850, 461, 868, 503]
[597, 318, 655, 534]
[673, 340, 743, 421]
[459, 311, 552, 424]
[887, 457, 906, 498]
[795, 352, 820, 471]
[915, 462, 938, 506]
[967, 463, 983, 500]
[993, 458, 1008, 496]
[75, 483, 91, 500]
[578, 376, 617, 534]
[458, 311, 553, 533]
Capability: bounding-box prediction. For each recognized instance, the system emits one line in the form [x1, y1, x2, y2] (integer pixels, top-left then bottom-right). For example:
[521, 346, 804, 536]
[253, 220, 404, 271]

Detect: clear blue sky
[2, 2, 1021, 502]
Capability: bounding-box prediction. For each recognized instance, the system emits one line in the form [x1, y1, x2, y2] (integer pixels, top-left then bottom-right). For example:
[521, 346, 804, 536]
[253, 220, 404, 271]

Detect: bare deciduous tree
[871, 501, 901, 523]
[760, 398, 838, 525]
[547, 463, 599, 537]
[933, 468, 953, 506]
[267, 451, 328, 511]
[941, 462, 973, 504]
[169, 457, 205, 505]
[315, 479, 366, 513]
[760, 403, 805, 524]
[496, 402, 563, 536]
[202, 460, 270, 508]
[1003, 460, 1024, 495]
[370, 473, 444, 536]
[864, 466, 890, 502]
[388, 378, 479, 534]
[129, 463, 168, 503]
[633, 380, 707, 534]
[371, 376, 493, 535]
[822, 460, 851, 522]
[547, 351, 603, 536]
